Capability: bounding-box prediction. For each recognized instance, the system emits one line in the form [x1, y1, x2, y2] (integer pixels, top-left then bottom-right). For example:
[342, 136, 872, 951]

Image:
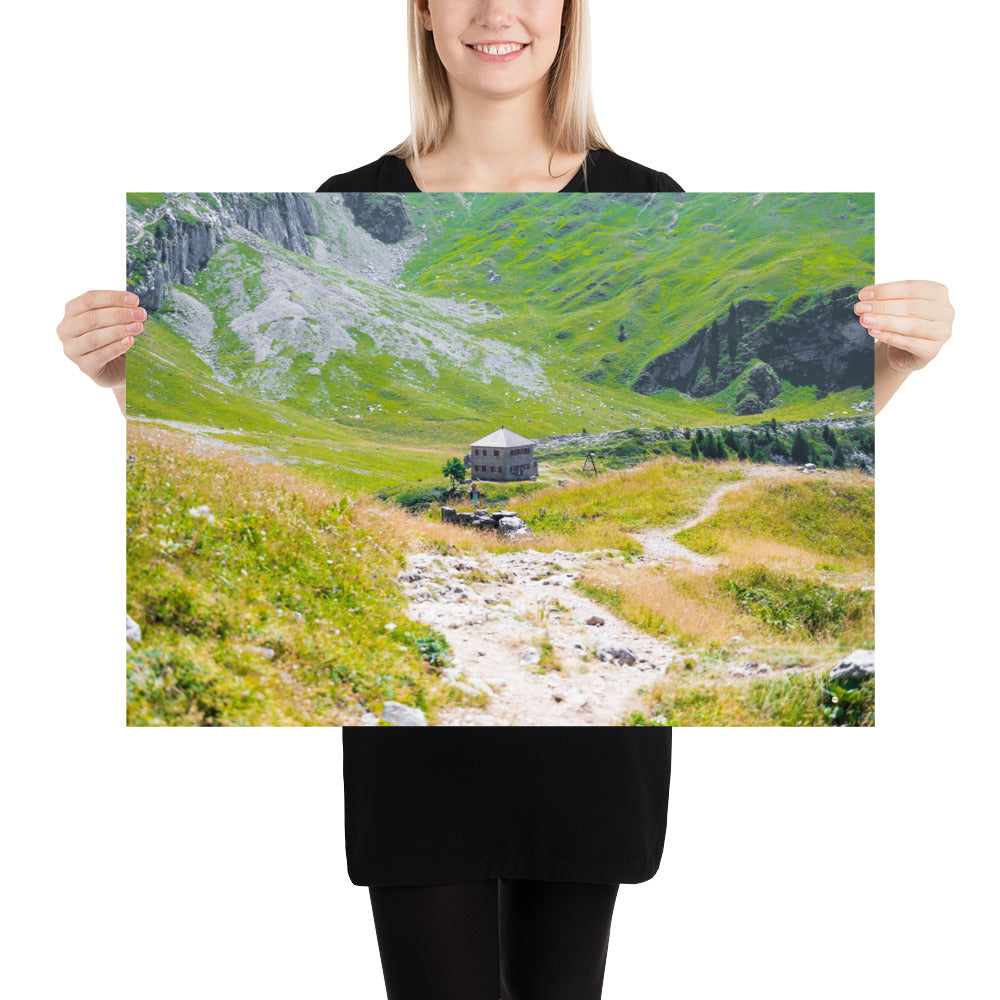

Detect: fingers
[855, 295, 953, 323]
[854, 280, 954, 373]
[68, 320, 145, 361]
[63, 289, 140, 318]
[858, 279, 950, 302]
[856, 312, 942, 341]
[865, 327, 932, 362]
[60, 307, 146, 354]
[84, 335, 135, 376]
[58, 299, 146, 360]
[57, 289, 146, 391]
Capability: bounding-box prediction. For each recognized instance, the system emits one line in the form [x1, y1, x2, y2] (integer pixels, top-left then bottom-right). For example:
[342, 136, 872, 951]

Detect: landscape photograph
[125, 191, 875, 727]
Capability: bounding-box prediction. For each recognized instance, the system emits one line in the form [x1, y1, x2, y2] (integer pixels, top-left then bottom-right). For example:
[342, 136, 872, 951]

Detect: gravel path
[400, 548, 682, 726]
[627, 464, 788, 572]
[397, 466, 797, 725]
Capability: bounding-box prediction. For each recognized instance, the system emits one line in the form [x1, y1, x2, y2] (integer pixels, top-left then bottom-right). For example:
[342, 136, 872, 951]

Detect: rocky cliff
[631, 287, 871, 409]
[126, 193, 320, 311]
[341, 192, 414, 244]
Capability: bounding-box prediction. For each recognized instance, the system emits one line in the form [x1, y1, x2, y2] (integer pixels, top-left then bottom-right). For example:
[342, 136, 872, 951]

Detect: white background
[3, 1, 996, 997]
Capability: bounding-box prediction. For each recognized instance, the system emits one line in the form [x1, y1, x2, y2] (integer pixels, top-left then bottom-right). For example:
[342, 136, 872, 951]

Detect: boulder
[380, 701, 428, 726]
[830, 649, 874, 683]
[596, 644, 637, 665]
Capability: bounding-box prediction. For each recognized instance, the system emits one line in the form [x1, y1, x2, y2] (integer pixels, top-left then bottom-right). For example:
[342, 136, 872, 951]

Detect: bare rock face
[341, 193, 413, 244]
[631, 288, 871, 405]
[127, 194, 320, 311]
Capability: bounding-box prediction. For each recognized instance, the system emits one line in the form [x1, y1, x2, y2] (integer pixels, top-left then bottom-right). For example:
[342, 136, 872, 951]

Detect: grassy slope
[127, 427, 874, 725]
[126, 427, 480, 726]
[125, 194, 875, 727]
[127, 193, 874, 497]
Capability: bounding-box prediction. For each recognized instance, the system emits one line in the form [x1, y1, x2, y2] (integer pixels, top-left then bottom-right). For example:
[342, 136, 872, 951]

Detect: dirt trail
[627, 464, 788, 571]
[398, 466, 789, 725]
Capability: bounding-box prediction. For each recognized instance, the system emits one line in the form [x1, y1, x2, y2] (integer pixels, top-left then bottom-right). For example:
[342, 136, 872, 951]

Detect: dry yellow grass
[578, 560, 771, 648]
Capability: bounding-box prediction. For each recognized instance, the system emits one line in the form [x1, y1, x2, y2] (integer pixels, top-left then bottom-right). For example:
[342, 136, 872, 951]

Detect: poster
[125, 191, 874, 727]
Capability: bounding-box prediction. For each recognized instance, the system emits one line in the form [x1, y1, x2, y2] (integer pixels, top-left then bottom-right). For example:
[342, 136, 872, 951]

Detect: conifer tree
[726, 301, 740, 360]
[707, 319, 721, 379]
[791, 428, 810, 464]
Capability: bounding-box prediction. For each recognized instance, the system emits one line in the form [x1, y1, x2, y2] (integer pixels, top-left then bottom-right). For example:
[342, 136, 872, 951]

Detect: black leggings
[368, 878, 620, 1000]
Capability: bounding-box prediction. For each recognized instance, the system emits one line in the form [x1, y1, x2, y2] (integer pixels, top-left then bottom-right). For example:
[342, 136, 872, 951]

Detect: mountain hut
[465, 426, 538, 482]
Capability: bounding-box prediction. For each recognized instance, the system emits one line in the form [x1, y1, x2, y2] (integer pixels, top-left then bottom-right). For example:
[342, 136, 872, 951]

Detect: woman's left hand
[855, 280, 954, 372]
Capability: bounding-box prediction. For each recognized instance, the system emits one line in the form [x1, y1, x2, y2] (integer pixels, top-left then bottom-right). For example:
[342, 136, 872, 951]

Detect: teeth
[472, 42, 526, 55]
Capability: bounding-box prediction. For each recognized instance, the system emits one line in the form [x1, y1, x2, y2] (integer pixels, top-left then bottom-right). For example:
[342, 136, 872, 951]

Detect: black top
[318, 147, 683, 195]
[319, 149, 680, 887]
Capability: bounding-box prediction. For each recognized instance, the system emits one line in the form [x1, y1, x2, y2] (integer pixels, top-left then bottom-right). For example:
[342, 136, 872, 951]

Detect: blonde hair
[386, 0, 611, 183]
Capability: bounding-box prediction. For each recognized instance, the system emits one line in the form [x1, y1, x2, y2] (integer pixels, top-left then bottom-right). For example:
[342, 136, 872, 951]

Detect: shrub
[720, 566, 872, 638]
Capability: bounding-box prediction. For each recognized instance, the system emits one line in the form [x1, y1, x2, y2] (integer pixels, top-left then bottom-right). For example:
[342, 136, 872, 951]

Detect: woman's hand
[57, 290, 145, 390]
[855, 280, 954, 373]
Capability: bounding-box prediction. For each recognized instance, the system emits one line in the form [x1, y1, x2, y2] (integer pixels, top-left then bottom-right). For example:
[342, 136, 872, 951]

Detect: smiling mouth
[466, 42, 529, 56]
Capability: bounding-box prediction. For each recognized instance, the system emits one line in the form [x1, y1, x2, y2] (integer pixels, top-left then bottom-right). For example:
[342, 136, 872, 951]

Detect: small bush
[127, 647, 244, 726]
[720, 565, 872, 638]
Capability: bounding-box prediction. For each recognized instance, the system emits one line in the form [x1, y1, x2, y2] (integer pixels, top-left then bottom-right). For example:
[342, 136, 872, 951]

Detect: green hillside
[126, 192, 874, 495]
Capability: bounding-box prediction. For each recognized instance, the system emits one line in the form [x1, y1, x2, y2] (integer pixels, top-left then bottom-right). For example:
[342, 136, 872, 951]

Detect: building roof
[470, 427, 535, 448]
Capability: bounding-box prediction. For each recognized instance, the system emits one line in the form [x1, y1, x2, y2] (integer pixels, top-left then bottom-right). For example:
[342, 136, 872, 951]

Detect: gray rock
[586, 616, 606, 626]
[125, 614, 142, 645]
[729, 661, 773, 677]
[127, 193, 319, 311]
[521, 648, 541, 665]
[380, 701, 428, 726]
[341, 193, 413, 244]
[596, 644, 637, 665]
[830, 648, 875, 682]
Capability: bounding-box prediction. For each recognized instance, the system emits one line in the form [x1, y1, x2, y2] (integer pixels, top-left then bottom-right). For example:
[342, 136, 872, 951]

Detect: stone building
[465, 426, 538, 482]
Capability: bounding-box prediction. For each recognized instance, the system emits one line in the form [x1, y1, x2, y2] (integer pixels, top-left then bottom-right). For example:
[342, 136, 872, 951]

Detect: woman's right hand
[57, 290, 145, 389]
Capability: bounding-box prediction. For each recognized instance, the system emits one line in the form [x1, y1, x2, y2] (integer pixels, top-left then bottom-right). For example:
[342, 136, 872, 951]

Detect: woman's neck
[407, 83, 586, 192]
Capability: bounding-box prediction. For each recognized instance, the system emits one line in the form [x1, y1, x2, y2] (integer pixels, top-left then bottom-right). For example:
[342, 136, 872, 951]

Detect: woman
[57, 2, 953, 997]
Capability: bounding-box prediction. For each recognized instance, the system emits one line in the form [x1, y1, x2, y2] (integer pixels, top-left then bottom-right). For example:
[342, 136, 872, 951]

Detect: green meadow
[125, 192, 875, 726]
